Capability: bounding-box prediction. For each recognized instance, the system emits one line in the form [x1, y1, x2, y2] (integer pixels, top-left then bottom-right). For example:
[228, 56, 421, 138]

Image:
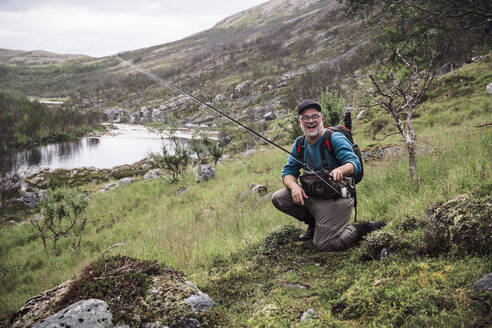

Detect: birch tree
[370, 49, 436, 180]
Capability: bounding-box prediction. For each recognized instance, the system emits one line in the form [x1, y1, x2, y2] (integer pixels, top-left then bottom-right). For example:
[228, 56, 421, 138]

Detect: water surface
[2, 124, 184, 174]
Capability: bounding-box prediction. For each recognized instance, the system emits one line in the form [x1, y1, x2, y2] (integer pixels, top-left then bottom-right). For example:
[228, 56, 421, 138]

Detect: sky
[0, 0, 267, 57]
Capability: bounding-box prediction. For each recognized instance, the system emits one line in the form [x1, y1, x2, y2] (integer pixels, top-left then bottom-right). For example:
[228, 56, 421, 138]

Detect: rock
[213, 94, 226, 103]
[301, 308, 317, 321]
[10, 280, 73, 328]
[361, 145, 404, 161]
[102, 182, 117, 191]
[380, 248, 391, 259]
[184, 293, 215, 313]
[116, 177, 134, 187]
[141, 163, 153, 170]
[356, 110, 365, 119]
[176, 186, 187, 196]
[12, 256, 215, 328]
[22, 191, 41, 207]
[143, 169, 164, 180]
[195, 165, 215, 183]
[473, 273, 492, 293]
[429, 192, 492, 255]
[263, 111, 276, 121]
[251, 184, 268, 196]
[234, 80, 251, 98]
[243, 149, 256, 157]
[487, 82, 492, 95]
[32, 299, 112, 328]
[1, 172, 22, 202]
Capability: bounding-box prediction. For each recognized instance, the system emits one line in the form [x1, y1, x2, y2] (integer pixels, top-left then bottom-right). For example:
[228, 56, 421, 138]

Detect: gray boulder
[487, 82, 492, 95]
[22, 189, 48, 207]
[263, 111, 276, 121]
[195, 165, 215, 183]
[33, 299, 112, 328]
[301, 308, 317, 321]
[116, 177, 134, 187]
[184, 293, 215, 313]
[473, 273, 492, 292]
[143, 169, 164, 180]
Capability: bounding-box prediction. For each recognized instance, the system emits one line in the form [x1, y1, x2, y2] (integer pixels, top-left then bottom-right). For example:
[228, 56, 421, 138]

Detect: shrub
[31, 188, 88, 251]
[150, 131, 191, 183]
[320, 88, 345, 126]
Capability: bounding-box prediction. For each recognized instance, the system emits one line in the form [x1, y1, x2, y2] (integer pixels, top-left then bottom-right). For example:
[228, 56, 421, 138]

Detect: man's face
[299, 108, 323, 138]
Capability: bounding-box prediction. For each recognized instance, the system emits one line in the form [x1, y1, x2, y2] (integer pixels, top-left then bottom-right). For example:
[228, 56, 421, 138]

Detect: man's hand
[329, 163, 355, 182]
[283, 174, 308, 206]
[329, 167, 344, 182]
[291, 184, 308, 206]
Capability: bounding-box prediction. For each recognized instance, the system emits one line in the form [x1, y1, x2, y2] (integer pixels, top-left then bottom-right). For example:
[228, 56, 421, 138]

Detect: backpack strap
[320, 128, 335, 168]
[295, 135, 305, 162]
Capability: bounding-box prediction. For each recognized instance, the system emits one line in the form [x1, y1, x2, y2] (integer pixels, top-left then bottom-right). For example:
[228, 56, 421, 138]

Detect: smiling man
[272, 99, 384, 251]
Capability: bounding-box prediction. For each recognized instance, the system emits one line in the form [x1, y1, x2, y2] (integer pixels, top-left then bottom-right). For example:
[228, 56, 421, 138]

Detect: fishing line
[116, 56, 344, 198]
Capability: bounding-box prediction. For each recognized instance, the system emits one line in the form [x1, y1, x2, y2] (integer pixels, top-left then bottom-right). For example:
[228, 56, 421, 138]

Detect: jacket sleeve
[330, 132, 361, 176]
[281, 138, 303, 180]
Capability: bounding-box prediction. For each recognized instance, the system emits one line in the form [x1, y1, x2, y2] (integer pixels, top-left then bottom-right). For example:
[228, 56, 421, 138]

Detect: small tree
[320, 88, 345, 126]
[205, 137, 224, 166]
[150, 130, 190, 183]
[189, 134, 208, 162]
[32, 188, 88, 252]
[369, 49, 437, 180]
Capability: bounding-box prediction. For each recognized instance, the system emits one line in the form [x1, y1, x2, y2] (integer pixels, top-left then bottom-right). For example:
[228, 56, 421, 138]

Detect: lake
[1, 124, 191, 175]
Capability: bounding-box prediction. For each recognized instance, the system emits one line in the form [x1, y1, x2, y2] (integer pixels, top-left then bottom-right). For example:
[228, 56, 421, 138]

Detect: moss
[360, 230, 396, 260]
[257, 224, 303, 261]
[54, 256, 204, 327]
[428, 192, 492, 255]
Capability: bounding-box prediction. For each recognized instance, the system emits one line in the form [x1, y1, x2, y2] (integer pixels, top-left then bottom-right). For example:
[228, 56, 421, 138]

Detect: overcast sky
[0, 0, 267, 57]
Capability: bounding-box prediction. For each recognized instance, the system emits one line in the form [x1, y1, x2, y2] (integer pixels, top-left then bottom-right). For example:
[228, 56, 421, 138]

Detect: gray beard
[301, 120, 324, 139]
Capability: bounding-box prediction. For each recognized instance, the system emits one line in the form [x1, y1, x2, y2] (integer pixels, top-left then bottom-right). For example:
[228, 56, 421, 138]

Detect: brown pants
[272, 188, 360, 251]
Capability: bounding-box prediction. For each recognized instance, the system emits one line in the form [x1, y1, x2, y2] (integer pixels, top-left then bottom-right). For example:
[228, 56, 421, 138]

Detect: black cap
[297, 99, 321, 115]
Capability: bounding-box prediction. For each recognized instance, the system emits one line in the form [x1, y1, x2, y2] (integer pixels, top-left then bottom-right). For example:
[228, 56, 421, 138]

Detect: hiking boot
[298, 223, 315, 241]
[354, 220, 385, 237]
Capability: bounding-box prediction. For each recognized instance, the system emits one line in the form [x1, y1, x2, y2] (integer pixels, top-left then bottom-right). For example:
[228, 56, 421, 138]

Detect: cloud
[0, 0, 266, 57]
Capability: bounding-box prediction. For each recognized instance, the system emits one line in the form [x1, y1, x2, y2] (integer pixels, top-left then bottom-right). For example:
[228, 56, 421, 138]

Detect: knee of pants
[271, 190, 282, 209]
[313, 238, 347, 252]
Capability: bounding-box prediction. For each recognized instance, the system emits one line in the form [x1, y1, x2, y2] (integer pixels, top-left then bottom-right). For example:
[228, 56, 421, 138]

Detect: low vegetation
[1, 54, 491, 327]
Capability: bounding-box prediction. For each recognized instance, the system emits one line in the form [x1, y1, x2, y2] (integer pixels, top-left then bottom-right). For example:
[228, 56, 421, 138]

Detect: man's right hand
[283, 174, 309, 206]
[291, 184, 309, 206]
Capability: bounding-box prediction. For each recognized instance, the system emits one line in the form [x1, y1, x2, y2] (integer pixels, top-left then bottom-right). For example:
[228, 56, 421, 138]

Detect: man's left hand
[329, 168, 344, 182]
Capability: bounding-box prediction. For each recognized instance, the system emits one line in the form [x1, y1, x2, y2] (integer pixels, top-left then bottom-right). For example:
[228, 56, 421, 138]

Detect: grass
[1, 55, 491, 326]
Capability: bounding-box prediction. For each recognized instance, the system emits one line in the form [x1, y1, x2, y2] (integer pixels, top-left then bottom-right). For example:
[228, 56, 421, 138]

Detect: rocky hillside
[0, 0, 377, 129]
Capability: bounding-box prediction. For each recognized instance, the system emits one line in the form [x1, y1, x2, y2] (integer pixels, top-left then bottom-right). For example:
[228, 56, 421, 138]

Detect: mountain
[0, 0, 376, 127]
[0, 49, 90, 65]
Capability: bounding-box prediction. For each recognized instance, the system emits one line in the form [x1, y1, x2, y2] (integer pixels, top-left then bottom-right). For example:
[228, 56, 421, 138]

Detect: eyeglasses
[300, 114, 322, 122]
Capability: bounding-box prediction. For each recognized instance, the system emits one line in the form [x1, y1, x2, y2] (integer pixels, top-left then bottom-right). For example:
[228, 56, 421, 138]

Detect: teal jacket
[281, 132, 361, 180]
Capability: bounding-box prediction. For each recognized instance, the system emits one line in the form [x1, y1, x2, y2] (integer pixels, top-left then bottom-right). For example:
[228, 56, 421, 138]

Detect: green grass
[1, 55, 491, 326]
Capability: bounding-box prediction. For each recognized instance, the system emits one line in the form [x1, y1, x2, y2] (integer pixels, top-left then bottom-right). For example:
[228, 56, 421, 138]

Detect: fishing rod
[116, 56, 345, 198]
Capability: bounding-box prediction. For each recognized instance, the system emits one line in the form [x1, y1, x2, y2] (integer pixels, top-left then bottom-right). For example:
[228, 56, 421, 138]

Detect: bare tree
[369, 49, 437, 180]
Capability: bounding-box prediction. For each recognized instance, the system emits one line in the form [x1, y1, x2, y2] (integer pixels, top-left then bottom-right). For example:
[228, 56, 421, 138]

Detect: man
[272, 99, 384, 251]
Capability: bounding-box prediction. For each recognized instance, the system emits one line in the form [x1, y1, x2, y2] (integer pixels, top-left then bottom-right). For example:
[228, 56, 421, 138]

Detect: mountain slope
[0, 0, 376, 130]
